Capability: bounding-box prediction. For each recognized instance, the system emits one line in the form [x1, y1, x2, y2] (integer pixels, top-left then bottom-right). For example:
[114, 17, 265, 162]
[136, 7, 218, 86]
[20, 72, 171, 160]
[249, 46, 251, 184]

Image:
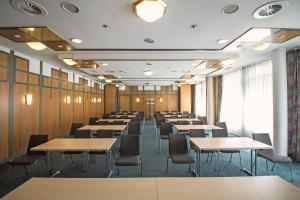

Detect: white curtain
[195, 80, 206, 116]
[220, 60, 273, 137]
[220, 70, 243, 135]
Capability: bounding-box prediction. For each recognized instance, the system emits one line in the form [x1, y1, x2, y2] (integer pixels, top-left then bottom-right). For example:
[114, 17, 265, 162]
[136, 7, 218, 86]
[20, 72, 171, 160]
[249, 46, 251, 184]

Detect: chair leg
[166, 158, 169, 174]
[289, 162, 293, 182]
[23, 165, 29, 174]
[69, 154, 74, 163]
[189, 163, 191, 172]
[271, 163, 276, 171]
[159, 138, 161, 153]
[229, 153, 233, 163]
[61, 154, 65, 171]
[210, 152, 214, 163]
[140, 161, 143, 176]
[238, 152, 243, 170]
[33, 161, 37, 177]
[7, 164, 12, 184]
[117, 166, 120, 175]
[265, 160, 269, 173]
[206, 153, 209, 162]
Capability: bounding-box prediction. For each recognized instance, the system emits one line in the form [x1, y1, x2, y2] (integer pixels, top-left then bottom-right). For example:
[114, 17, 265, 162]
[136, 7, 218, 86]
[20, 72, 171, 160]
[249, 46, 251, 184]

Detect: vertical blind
[195, 80, 206, 116]
[220, 60, 273, 137]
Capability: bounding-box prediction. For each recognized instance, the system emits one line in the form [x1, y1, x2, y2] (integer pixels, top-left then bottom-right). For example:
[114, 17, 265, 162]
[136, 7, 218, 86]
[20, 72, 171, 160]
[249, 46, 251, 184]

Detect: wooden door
[119, 95, 130, 112]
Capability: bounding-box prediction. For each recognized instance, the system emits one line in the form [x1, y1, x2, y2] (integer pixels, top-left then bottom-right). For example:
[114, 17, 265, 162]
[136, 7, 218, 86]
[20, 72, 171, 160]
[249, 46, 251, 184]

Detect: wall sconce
[136, 97, 140, 102]
[25, 94, 32, 105]
[77, 96, 82, 104]
[97, 97, 102, 103]
[65, 96, 71, 104]
[91, 97, 97, 103]
[159, 97, 163, 103]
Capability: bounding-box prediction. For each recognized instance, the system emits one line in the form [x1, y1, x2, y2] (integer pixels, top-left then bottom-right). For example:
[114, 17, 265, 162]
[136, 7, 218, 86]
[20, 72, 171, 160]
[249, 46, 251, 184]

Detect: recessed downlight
[190, 24, 197, 29]
[144, 38, 155, 43]
[61, 2, 80, 13]
[102, 24, 110, 29]
[105, 79, 112, 83]
[253, 1, 289, 19]
[70, 38, 82, 44]
[98, 75, 105, 80]
[222, 4, 239, 14]
[13, 34, 21, 38]
[57, 45, 63, 48]
[217, 39, 229, 44]
[101, 63, 108, 66]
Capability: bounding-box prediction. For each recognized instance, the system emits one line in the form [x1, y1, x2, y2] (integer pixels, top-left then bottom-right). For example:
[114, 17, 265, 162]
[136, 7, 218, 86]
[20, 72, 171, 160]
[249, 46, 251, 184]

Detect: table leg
[47, 152, 51, 176]
[198, 149, 201, 176]
[254, 150, 257, 176]
[106, 149, 113, 177]
[242, 149, 255, 176]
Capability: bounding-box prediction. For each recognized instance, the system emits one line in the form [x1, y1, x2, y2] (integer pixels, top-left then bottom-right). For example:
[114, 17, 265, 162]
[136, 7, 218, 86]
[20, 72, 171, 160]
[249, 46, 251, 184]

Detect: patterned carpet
[0, 120, 299, 197]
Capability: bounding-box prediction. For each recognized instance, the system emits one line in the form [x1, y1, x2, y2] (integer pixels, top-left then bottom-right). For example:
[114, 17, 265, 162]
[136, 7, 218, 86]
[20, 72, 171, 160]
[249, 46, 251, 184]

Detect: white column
[206, 77, 214, 125]
[272, 48, 288, 156]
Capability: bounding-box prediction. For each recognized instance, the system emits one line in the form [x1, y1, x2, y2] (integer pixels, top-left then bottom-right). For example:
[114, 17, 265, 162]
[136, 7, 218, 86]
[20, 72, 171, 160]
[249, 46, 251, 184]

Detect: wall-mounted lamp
[77, 96, 82, 104]
[159, 97, 163, 103]
[97, 98, 102, 103]
[25, 94, 32, 105]
[65, 96, 71, 104]
[91, 97, 97, 103]
[136, 97, 140, 102]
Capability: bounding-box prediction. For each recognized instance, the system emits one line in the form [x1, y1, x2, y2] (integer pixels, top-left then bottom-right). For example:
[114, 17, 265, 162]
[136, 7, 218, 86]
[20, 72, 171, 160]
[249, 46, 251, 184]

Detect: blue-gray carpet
[0, 120, 299, 197]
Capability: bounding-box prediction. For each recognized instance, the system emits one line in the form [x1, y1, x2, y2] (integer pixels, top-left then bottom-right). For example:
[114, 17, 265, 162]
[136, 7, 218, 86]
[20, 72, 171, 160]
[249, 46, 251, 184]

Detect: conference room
[0, 0, 300, 199]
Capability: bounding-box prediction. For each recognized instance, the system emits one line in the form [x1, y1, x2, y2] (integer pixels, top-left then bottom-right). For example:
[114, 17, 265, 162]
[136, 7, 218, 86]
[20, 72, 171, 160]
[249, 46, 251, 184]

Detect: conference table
[31, 138, 117, 177]
[189, 137, 273, 176]
[110, 114, 136, 118]
[166, 118, 199, 123]
[174, 124, 222, 132]
[97, 119, 131, 123]
[2, 176, 300, 200]
[78, 125, 127, 136]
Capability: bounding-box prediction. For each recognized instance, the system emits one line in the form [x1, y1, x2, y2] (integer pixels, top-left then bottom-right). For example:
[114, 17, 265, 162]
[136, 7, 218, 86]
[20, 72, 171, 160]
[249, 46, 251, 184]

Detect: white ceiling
[0, 0, 300, 85]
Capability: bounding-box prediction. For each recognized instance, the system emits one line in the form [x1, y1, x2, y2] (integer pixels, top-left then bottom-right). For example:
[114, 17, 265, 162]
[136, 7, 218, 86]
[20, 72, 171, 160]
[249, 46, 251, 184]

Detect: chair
[166, 134, 195, 173]
[177, 121, 189, 125]
[118, 116, 129, 119]
[89, 117, 99, 125]
[182, 111, 189, 115]
[69, 122, 84, 137]
[112, 121, 125, 125]
[252, 133, 293, 181]
[189, 113, 196, 118]
[192, 120, 203, 125]
[115, 135, 142, 175]
[198, 116, 208, 125]
[190, 129, 214, 162]
[128, 122, 141, 135]
[61, 130, 91, 168]
[212, 123, 242, 170]
[102, 114, 110, 119]
[111, 111, 117, 115]
[97, 120, 109, 125]
[159, 122, 172, 152]
[89, 130, 114, 163]
[155, 116, 165, 139]
[8, 134, 48, 178]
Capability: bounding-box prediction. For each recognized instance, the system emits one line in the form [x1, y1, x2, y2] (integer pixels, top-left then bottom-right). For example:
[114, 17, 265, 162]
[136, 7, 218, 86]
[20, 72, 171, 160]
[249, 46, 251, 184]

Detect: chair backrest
[190, 129, 205, 138]
[119, 135, 140, 156]
[131, 117, 140, 123]
[74, 130, 91, 138]
[192, 120, 203, 125]
[160, 122, 173, 136]
[169, 134, 188, 155]
[111, 111, 117, 115]
[252, 133, 272, 146]
[128, 122, 141, 135]
[69, 122, 84, 136]
[96, 129, 113, 138]
[177, 121, 189, 125]
[216, 122, 228, 134]
[27, 134, 48, 155]
[212, 129, 227, 137]
[102, 114, 110, 119]
[182, 111, 189, 114]
[89, 117, 99, 125]
[112, 121, 125, 125]
[118, 116, 129, 119]
[97, 120, 109, 125]
[198, 116, 208, 125]
[189, 113, 196, 118]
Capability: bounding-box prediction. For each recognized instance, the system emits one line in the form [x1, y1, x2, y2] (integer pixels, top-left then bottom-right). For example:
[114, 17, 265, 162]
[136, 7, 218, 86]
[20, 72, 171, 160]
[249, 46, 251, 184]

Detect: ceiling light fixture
[221, 58, 235, 66]
[61, 2, 80, 13]
[98, 75, 105, 80]
[237, 28, 271, 42]
[105, 79, 112, 83]
[217, 39, 229, 44]
[62, 58, 77, 66]
[222, 4, 239, 14]
[134, 0, 167, 22]
[27, 27, 35, 32]
[144, 70, 153, 76]
[70, 38, 82, 44]
[190, 24, 197, 29]
[102, 24, 110, 29]
[252, 43, 271, 51]
[253, 1, 289, 19]
[26, 42, 47, 50]
[144, 38, 155, 43]
[13, 34, 21, 38]
[101, 63, 108, 66]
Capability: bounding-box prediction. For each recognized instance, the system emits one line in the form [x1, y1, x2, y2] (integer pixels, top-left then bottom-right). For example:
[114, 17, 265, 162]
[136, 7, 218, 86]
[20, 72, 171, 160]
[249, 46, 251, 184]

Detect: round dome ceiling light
[144, 38, 155, 43]
[134, 0, 167, 22]
[217, 39, 229, 44]
[222, 4, 239, 14]
[253, 1, 289, 19]
[61, 2, 80, 14]
[70, 38, 82, 44]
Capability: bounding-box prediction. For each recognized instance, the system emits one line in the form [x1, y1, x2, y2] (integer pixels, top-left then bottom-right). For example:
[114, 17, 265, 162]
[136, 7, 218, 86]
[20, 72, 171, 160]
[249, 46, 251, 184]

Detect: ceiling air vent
[253, 1, 289, 19]
[10, 0, 47, 17]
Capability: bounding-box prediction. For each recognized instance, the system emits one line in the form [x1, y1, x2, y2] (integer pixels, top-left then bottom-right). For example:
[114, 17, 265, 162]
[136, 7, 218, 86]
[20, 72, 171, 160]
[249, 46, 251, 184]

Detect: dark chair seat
[9, 155, 45, 165]
[161, 135, 169, 139]
[63, 151, 83, 154]
[89, 150, 106, 155]
[115, 155, 141, 166]
[258, 151, 292, 163]
[219, 149, 240, 154]
[170, 154, 195, 164]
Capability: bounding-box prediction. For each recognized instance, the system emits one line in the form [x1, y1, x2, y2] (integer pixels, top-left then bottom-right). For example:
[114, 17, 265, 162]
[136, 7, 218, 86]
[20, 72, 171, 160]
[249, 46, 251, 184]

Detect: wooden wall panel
[156, 95, 165, 112]
[74, 91, 84, 122]
[90, 93, 97, 117]
[0, 82, 8, 160]
[132, 95, 143, 112]
[119, 95, 130, 112]
[13, 84, 39, 156]
[60, 90, 73, 137]
[83, 92, 91, 124]
[104, 85, 116, 114]
[180, 84, 191, 113]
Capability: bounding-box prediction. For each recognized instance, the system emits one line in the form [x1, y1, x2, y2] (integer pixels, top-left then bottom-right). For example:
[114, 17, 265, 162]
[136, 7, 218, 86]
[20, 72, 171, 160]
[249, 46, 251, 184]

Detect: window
[220, 60, 273, 137]
[195, 80, 206, 116]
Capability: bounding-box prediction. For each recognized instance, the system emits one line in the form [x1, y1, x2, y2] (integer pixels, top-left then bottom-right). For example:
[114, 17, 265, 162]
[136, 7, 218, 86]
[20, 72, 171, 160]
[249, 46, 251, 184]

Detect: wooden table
[174, 124, 222, 131]
[189, 137, 273, 176]
[111, 114, 136, 118]
[78, 125, 127, 133]
[167, 118, 199, 123]
[163, 114, 189, 118]
[2, 177, 300, 200]
[97, 119, 131, 123]
[31, 138, 117, 177]
[156, 176, 300, 200]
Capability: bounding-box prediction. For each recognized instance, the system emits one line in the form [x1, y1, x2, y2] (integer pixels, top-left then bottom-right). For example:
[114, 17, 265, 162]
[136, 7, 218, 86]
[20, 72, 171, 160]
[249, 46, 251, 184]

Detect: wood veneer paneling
[104, 85, 116, 114]
[119, 95, 130, 112]
[60, 90, 73, 137]
[180, 84, 191, 113]
[74, 91, 84, 122]
[0, 82, 8, 160]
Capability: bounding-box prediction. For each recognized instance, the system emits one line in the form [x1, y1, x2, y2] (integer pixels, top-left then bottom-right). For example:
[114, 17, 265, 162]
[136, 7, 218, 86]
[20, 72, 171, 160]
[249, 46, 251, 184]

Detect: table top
[97, 119, 131, 123]
[189, 137, 273, 150]
[164, 115, 189, 118]
[156, 176, 300, 200]
[2, 176, 299, 200]
[78, 125, 127, 131]
[167, 118, 199, 122]
[31, 138, 117, 152]
[174, 124, 222, 130]
[110, 115, 136, 118]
